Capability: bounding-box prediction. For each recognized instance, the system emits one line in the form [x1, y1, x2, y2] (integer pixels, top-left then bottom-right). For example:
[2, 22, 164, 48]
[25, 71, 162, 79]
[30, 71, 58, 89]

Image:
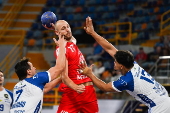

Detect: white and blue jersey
[112, 62, 170, 113]
[10, 71, 51, 113]
[0, 88, 13, 113]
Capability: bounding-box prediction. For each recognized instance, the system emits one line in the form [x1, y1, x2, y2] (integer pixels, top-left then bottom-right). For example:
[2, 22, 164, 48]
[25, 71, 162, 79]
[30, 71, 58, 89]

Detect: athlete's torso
[112, 62, 170, 112]
[0, 88, 13, 113]
[55, 42, 92, 86]
[10, 71, 51, 113]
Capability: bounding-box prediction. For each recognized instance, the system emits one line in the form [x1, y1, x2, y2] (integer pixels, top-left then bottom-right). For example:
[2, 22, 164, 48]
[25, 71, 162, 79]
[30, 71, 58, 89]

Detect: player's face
[56, 20, 72, 40]
[0, 72, 4, 85]
[28, 62, 36, 76]
[113, 59, 122, 71]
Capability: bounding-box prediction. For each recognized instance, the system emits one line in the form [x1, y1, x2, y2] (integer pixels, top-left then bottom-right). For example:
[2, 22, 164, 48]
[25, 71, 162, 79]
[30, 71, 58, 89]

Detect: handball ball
[41, 11, 57, 28]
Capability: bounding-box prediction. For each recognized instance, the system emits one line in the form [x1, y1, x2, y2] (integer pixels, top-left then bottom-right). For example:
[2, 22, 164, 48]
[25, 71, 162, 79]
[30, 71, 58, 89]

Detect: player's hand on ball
[76, 84, 85, 93]
[84, 16, 95, 35]
[41, 11, 57, 30]
[42, 23, 55, 30]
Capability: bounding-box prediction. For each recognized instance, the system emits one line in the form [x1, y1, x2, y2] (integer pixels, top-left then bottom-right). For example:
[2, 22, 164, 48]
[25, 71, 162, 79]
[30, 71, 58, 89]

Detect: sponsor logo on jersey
[4, 94, 8, 99]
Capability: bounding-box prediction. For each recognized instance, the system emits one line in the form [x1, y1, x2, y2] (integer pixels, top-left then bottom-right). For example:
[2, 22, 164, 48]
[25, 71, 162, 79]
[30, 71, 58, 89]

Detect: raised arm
[48, 36, 66, 81]
[84, 17, 118, 57]
[43, 36, 66, 93]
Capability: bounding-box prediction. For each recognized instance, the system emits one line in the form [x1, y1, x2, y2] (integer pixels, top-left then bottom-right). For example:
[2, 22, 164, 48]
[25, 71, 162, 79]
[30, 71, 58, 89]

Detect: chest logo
[4, 94, 8, 99]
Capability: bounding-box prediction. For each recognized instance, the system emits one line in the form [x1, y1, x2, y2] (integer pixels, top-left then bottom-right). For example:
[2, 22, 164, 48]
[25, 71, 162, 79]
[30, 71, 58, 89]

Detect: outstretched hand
[84, 17, 95, 35]
[78, 60, 94, 77]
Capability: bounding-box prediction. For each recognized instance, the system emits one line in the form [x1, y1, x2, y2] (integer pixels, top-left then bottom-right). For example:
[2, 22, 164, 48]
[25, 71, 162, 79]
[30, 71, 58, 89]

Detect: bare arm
[48, 36, 66, 81]
[84, 17, 118, 57]
[82, 65, 118, 93]
[44, 77, 61, 93]
[61, 59, 85, 93]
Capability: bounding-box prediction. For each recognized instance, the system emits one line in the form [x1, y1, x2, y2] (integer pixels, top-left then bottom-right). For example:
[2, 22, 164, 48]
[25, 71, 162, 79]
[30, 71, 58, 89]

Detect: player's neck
[0, 86, 4, 91]
[121, 67, 131, 75]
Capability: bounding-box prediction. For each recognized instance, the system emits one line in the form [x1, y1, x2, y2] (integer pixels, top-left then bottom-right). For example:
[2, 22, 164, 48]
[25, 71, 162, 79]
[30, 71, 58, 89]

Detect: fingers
[88, 17, 93, 26]
[90, 64, 94, 69]
[86, 16, 92, 27]
[78, 60, 87, 70]
[51, 23, 55, 28]
[42, 24, 54, 30]
[76, 84, 85, 93]
[85, 17, 88, 27]
[77, 69, 83, 74]
[53, 38, 57, 43]
[84, 26, 87, 31]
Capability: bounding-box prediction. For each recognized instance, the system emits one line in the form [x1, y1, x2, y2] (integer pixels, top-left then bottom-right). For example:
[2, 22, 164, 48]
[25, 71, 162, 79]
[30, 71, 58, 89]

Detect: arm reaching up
[84, 17, 118, 57]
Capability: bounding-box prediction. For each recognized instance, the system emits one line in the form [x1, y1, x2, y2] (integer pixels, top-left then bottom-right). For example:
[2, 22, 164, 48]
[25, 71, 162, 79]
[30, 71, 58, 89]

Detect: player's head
[114, 50, 134, 71]
[0, 70, 4, 86]
[15, 57, 36, 80]
[54, 20, 72, 41]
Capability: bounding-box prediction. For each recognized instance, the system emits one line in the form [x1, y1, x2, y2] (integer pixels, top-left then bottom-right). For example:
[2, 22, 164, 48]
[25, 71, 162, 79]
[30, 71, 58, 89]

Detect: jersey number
[15, 89, 23, 102]
[140, 69, 154, 84]
[0, 104, 4, 111]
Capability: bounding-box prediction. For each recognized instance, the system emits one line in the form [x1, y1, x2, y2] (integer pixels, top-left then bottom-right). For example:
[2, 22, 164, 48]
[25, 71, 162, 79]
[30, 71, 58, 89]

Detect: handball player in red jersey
[52, 20, 99, 113]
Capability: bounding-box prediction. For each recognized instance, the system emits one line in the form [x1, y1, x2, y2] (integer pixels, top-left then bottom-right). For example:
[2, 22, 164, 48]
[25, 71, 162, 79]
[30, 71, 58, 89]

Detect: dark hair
[114, 50, 134, 69]
[0, 70, 3, 73]
[14, 57, 31, 80]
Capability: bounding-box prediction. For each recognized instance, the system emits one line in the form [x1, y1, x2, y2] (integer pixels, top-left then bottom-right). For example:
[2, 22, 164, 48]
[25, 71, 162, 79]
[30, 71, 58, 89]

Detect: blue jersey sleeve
[25, 71, 50, 90]
[112, 71, 134, 92]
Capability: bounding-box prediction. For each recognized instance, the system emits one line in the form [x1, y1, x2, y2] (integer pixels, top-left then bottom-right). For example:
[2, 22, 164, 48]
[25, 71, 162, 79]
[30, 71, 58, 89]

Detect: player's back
[129, 62, 170, 113]
[10, 71, 50, 113]
[10, 80, 43, 113]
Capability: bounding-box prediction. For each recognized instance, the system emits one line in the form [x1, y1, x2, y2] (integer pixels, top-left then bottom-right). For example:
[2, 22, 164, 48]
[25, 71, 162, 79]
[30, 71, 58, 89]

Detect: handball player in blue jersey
[10, 36, 85, 113]
[82, 17, 170, 113]
[0, 70, 13, 113]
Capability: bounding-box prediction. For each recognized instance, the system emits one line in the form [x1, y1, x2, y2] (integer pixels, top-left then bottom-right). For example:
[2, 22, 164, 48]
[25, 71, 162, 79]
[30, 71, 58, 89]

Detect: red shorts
[57, 85, 99, 113]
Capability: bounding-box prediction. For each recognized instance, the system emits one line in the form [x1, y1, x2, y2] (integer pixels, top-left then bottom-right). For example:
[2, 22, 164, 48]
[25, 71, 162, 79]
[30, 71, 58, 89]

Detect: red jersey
[55, 42, 92, 90]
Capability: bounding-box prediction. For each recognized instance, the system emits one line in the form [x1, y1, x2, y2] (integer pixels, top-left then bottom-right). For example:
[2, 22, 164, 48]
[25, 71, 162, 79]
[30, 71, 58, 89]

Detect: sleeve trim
[112, 81, 122, 92]
[46, 71, 51, 83]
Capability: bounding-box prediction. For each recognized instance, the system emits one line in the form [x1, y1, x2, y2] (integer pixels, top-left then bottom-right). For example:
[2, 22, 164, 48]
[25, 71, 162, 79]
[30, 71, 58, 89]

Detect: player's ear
[54, 30, 59, 35]
[120, 65, 123, 70]
[27, 69, 31, 75]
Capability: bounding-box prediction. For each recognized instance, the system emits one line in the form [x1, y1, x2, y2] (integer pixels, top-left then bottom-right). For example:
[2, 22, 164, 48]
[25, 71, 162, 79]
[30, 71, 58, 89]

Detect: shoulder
[121, 71, 134, 83]
[4, 89, 13, 98]
[25, 72, 49, 82]
[5, 89, 13, 94]
[113, 71, 134, 92]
